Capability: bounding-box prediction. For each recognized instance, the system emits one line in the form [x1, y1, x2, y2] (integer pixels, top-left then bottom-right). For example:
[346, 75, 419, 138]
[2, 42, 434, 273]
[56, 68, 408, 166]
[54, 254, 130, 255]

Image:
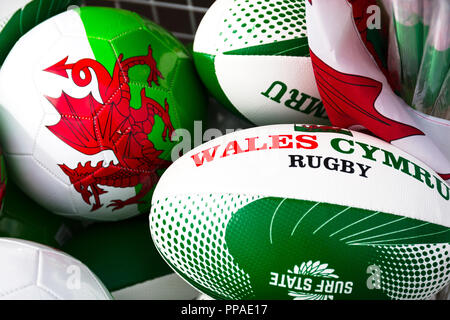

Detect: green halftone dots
[150, 194, 262, 299]
[151, 194, 450, 300]
[218, 0, 307, 51]
[373, 244, 450, 299]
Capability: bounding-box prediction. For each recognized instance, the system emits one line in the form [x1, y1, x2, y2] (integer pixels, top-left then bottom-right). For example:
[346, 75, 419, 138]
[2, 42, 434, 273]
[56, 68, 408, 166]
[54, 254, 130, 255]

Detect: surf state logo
[269, 260, 354, 300]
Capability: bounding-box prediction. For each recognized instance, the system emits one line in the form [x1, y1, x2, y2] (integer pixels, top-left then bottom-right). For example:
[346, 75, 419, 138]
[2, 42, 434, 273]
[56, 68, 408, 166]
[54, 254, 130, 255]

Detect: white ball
[0, 238, 111, 300]
[150, 124, 450, 300]
[193, 0, 330, 125]
[0, 7, 204, 221]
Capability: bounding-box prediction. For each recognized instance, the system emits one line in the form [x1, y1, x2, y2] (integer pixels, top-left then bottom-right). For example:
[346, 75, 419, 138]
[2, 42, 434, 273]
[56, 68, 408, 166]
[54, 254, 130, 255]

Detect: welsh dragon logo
[44, 45, 174, 212]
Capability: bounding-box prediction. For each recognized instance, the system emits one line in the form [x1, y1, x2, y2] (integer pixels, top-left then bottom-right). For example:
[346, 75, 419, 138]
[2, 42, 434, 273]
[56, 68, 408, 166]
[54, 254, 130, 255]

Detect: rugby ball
[193, 0, 329, 125]
[149, 124, 450, 300]
[0, 238, 111, 299]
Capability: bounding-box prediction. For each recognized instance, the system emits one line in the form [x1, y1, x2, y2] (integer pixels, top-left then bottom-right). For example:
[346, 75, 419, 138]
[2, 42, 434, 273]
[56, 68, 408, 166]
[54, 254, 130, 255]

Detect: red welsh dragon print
[44, 45, 174, 211]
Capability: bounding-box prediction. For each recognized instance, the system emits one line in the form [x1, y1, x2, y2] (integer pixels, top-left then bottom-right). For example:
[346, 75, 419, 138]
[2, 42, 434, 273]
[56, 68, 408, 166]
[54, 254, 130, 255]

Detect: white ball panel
[1, 285, 59, 300]
[53, 9, 88, 39]
[38, 249, 111, 300]
[0, 241, 38, 298]
[0, 35, 60, 154]
[70, 184, 139, 221]
[0, 10, 97, 157]
[194, 0, 308, 54]
[0, 238, 111, 300]
[215, 55, 326, 125]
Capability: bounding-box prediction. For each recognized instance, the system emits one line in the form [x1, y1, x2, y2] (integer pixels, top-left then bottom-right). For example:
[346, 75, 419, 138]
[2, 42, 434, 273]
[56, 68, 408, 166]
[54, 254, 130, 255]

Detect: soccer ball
[0, 0, 79, 66]
[0, 7, 207, 221]
[0, 238, 111, 300]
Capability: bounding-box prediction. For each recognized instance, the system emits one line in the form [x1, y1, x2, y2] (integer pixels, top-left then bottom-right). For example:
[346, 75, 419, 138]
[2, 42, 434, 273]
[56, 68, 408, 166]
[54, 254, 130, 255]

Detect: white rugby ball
[150, 124, 450, 300]
[0, 238, 111, 300]
[193, 0, 329, 125]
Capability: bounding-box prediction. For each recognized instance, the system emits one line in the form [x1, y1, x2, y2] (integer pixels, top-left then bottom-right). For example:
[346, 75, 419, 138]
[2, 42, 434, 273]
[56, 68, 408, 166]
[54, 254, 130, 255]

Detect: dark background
[84, 0, 215, 44]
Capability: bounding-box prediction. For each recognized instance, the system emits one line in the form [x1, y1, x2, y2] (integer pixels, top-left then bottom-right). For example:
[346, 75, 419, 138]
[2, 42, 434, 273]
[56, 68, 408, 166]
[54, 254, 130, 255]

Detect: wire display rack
[83, 0, 213, 43]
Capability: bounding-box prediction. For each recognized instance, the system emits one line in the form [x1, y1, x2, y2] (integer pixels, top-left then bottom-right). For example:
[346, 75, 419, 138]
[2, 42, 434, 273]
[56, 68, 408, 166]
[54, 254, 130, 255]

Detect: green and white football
[0, 0, 80, 66]
[150, 124, 450, 300]
[0, 7, 207, 221]
[193, 0, 329, 125]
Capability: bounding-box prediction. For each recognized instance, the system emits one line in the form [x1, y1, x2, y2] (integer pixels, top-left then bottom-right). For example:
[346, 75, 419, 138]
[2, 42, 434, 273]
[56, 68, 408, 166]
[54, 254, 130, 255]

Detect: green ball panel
[143, 19, 190, 58]
[169, 58, 208, 137]
[78, 6, 144, 40]
[225, 197, 450, 300]
[193, 52, 248, 122]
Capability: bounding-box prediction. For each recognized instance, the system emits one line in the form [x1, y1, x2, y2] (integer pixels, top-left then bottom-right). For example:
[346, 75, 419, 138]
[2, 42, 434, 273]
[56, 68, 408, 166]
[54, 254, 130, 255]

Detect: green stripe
[193, 51, 250, 122]
[393, 20, 427, 105]
[224, 197, 450, 299]
[223, 37, 310, 57]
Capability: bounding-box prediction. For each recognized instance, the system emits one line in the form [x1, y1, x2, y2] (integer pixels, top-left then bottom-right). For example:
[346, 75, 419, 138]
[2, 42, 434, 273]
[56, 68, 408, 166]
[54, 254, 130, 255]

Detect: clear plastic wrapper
[307, 0, 450, 182]
[386, 0, 449, 119]
[412, 0, 450, 119]
[391, 0, 428, 104]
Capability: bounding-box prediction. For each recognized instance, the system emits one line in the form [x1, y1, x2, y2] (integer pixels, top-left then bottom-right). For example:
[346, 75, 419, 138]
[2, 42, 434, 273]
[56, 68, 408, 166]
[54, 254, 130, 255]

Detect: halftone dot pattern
[373, 243, 450, 300]
[151, 193, 450, 300]
[216, 0, 307, 52]
[150, 193, 262, 299]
